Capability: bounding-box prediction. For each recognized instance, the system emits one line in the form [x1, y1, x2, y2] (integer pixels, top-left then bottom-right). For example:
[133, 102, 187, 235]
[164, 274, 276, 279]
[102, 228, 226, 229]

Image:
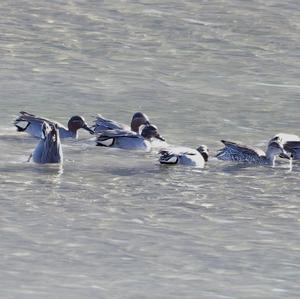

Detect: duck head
[196, 145, 209, 162]
[68, 116, 94, 134]
[141, 124, 165, 141]
[131, 112, 150, 133]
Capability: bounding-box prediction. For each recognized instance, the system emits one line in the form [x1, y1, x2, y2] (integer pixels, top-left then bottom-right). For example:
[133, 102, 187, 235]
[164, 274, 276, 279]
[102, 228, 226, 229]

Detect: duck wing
[284, 141, 300, 149]
[97, 129, 139, 139]
[162, 146, 196, 156]
[283, 141, 300, 157]
[14, 111, 64, 128]
[96, 129, 141, 147]
[94, 114, 130, 133]
[159, 147, 196, 159]
[216, 140, 263, 161]
[159, 149, 179, 164]
[269, 133, 300, 145]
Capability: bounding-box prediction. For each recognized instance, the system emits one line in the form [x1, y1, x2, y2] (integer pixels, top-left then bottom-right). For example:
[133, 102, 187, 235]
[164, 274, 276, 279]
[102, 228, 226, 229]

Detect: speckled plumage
[216, 139, 290, 166]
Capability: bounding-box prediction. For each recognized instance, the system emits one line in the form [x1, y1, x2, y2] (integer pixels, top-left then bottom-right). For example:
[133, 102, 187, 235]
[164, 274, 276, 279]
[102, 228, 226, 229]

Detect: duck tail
[14, 122, 30, 132]
[15, 124, 26, 132]
[96, 135, 115, 147]
[19, 111, 35, 117]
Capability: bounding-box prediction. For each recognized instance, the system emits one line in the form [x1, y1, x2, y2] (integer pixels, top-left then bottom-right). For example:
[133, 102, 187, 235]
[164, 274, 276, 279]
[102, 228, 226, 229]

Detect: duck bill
[83, 124, 95, 134]
[155, 133, 165, 141]
[279, 152, 291, 160]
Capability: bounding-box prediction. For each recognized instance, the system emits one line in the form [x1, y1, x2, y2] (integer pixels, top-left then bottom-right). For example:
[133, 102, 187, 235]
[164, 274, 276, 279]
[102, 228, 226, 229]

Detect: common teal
[14, 111, 94, 139]
[216, 139, 290, 166]
[159, 145, 208, 167]
[269, 133, 300, 160]
[29, 122, 63, 164]
[96, 124, 165, 151]
[93, 112, 150, 134]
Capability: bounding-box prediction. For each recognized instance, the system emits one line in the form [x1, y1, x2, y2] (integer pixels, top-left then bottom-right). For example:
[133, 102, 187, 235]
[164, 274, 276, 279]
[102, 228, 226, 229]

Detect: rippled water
[1, 1, 300, 298]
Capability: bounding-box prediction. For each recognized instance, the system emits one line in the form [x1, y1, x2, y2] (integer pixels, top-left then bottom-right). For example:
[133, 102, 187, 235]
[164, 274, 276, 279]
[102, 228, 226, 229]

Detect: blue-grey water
[0, 1, 300, 298]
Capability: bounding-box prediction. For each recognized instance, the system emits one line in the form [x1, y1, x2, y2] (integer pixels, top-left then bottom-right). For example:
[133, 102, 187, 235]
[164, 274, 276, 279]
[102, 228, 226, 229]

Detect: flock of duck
[14, 111, 300, 169]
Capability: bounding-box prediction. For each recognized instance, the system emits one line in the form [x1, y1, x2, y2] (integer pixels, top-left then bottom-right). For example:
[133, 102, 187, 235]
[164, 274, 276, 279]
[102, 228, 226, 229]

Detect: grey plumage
[283, 141, 300, 159]
[32, 123, 63, 164]
[14, 111, 93, 138]
[159, 145, 208, 167]
[93, 112, 150, 134]
[269, 133, 300, 160]
[95, 124, 164, 150]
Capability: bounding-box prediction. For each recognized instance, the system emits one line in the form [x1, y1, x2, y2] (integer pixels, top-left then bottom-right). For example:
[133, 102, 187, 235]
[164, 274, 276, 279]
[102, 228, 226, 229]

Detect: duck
[269, 133, 300, 144]
[269, 133, 300, 160]
[159, 145, 209, 167]
[29, 122, 63, 164]
[282, 141, 300, 160]
[93, 112, 150, 134]
[96, 124, 165, 151]
[14, 111, 94, 139]
[216, 139, 291, 166]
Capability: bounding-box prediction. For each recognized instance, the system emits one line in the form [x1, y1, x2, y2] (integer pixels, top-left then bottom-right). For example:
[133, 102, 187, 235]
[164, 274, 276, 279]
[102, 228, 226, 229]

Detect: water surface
[0, 1, 300, 298]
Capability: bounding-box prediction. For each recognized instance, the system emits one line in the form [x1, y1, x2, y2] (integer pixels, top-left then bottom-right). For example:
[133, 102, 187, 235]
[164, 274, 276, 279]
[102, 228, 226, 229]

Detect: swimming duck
[159, 145, 209, 167]
[282, 141, 300, 160]
[216, 139, 290, 166]
[93, 112, 150, 134]
[269, 133, 300, 160]
[29, 122, 63, 164]
[14, 111, 94, 138]
[96, 124, 165, 151]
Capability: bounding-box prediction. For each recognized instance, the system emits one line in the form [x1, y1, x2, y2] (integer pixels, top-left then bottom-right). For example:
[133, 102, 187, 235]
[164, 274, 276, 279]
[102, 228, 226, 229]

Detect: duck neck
[67, 122, 81, 136]
[131, 120, 141, 133]
[62, 127, 77, 138]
